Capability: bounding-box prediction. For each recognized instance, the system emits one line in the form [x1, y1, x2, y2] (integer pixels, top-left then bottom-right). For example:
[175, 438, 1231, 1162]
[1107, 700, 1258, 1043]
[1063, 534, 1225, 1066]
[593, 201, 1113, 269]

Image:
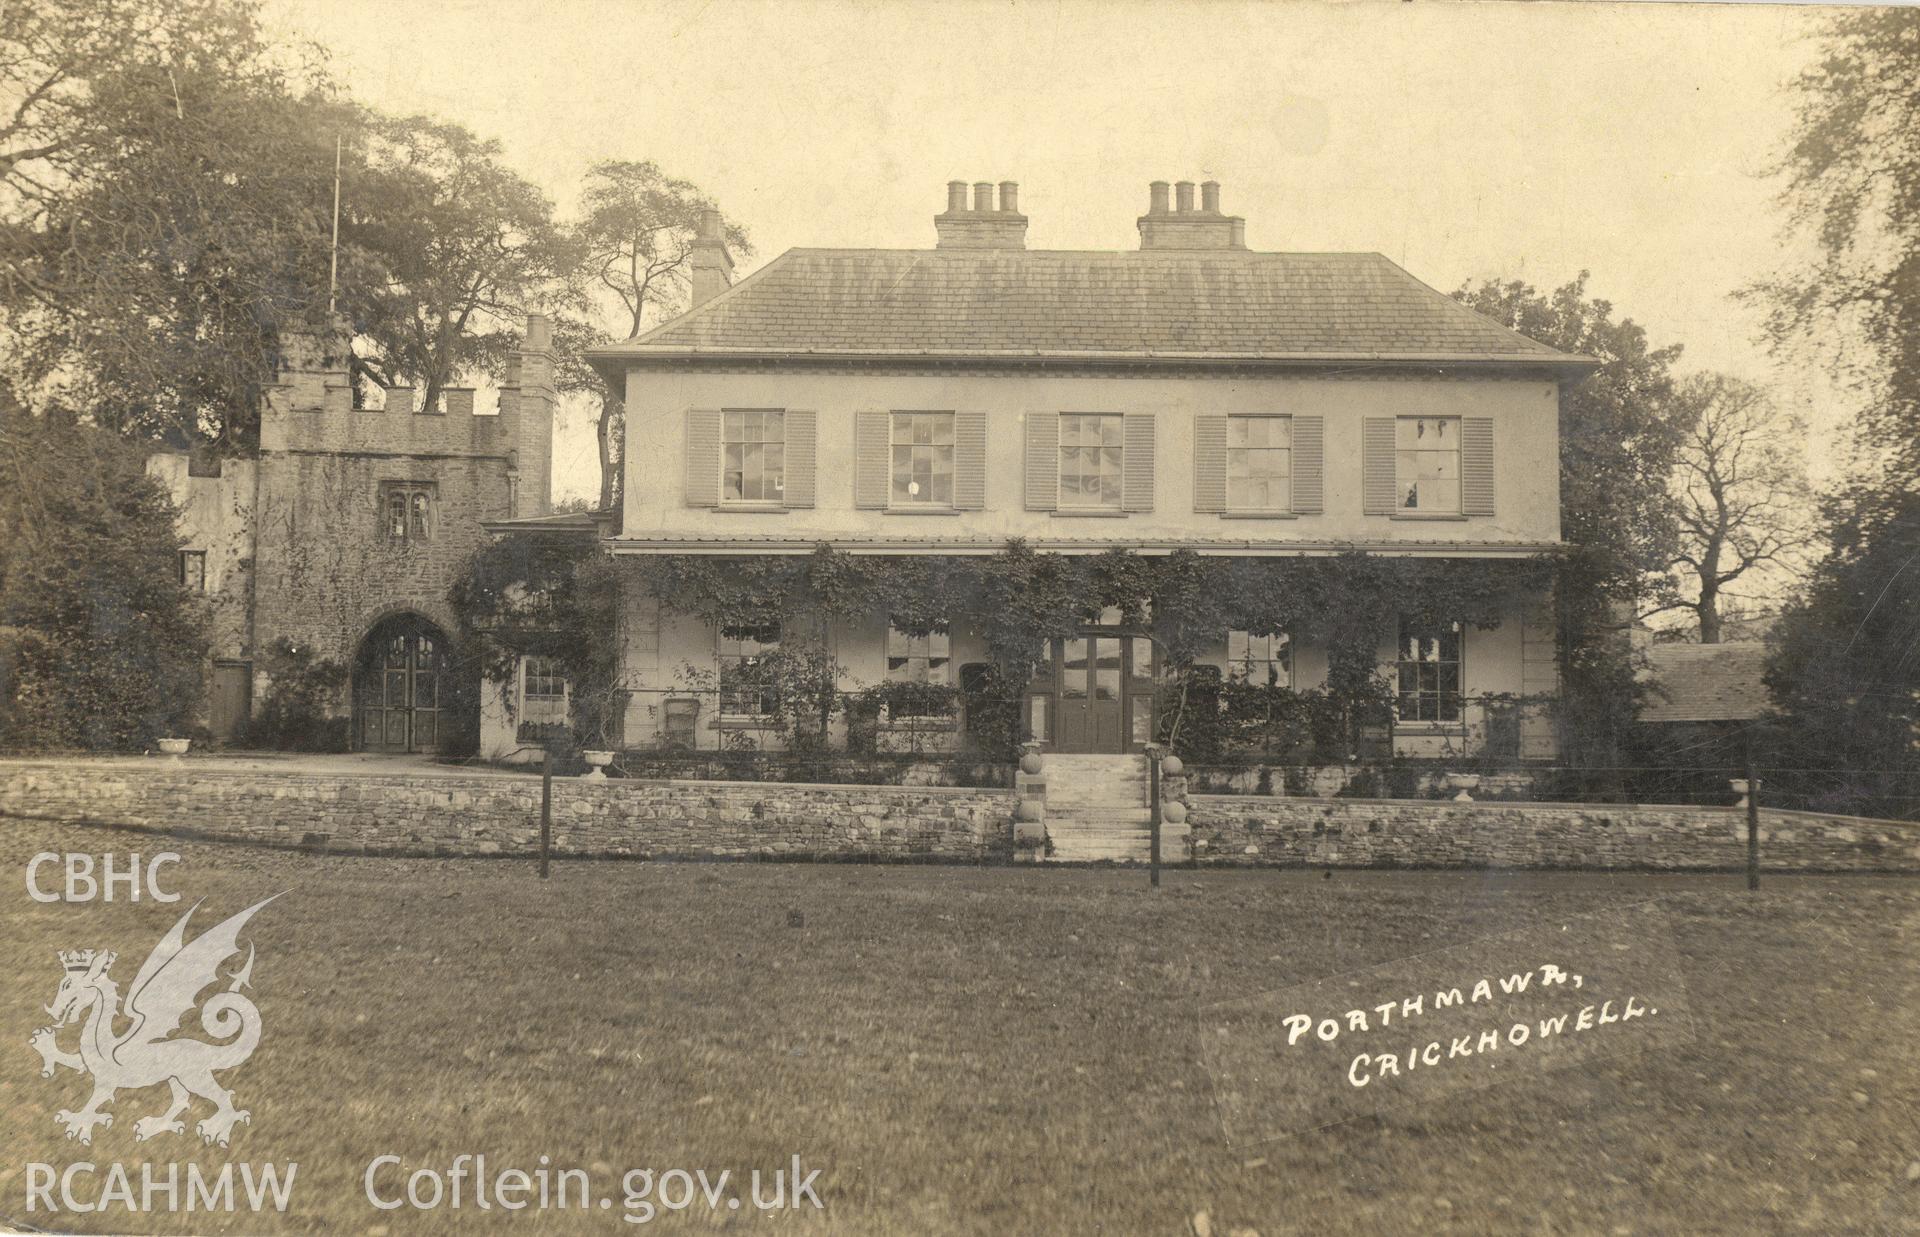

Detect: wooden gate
[355, 616, 446, 753]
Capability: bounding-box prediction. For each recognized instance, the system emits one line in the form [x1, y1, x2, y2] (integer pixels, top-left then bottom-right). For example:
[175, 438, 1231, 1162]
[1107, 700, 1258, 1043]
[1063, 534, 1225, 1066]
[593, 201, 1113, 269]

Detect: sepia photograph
[1, 0, 1917, 1232]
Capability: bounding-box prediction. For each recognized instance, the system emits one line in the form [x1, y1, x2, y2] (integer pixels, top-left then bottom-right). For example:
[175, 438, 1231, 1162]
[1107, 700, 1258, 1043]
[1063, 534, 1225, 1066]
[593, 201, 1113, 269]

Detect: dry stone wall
[1182, 795, 1920, 872]
[0, 761, 1009, 861]
[3, 761, 1915, 871]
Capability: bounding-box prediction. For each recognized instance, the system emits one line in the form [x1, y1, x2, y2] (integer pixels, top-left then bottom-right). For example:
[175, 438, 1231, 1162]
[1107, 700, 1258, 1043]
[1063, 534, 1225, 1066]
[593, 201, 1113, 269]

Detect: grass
[1, 817, 1916, 1234]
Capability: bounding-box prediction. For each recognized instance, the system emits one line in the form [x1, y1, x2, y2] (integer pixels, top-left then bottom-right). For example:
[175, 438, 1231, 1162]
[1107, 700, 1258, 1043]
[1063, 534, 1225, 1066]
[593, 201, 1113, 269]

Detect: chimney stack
[503, 313, 556, 517]
[934, 177, 1028, 249]
[688, 207, 734, 308]
[1137, 178, 1247, 251]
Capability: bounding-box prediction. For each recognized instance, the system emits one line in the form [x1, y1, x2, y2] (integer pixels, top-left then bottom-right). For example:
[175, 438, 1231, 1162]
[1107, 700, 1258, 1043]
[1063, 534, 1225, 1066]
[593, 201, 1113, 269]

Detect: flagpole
[328, 134, 342, 317]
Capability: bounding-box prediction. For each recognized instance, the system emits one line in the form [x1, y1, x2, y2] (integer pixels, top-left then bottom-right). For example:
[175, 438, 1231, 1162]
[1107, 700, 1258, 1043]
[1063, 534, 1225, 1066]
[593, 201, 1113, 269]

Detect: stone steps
[1045, 819, 1190, 864]
[1042, 754, 1151, 810]
[1031, 753, 1169, 861]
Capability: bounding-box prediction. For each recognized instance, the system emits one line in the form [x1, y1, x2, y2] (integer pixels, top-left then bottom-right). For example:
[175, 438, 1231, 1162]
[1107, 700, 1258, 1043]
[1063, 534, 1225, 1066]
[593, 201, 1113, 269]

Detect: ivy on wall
[453, 538, 1557, 762]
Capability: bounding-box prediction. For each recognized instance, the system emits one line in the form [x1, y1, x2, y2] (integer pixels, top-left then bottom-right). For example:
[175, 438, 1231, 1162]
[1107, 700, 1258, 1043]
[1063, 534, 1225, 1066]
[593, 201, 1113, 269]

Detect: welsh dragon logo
[31, 895, 279, 1147]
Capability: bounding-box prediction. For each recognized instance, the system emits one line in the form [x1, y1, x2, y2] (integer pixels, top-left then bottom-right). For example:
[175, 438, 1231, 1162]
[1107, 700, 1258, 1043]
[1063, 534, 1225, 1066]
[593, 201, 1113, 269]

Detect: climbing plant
[449, 535, 624, 747]
[454, 536, 1556, 762]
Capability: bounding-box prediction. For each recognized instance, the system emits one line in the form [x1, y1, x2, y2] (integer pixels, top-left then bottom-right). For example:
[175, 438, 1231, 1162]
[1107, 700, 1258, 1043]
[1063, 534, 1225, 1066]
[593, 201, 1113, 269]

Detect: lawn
[1, 816, 1916, 1235]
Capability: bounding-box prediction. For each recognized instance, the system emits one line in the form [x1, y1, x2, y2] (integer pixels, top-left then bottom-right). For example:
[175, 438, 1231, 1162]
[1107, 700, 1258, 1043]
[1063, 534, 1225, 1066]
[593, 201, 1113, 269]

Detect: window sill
[716, 503, 788, 514]
[1388, 513, 1469, 522]
[879, 718, 958, 732]
[1050, 508, 1130, 518]
[1220, 511, 1299, 520]
[884, 506, 962, 516]
[712, 716, 780, 731]
[1394, 721, 1468, 732]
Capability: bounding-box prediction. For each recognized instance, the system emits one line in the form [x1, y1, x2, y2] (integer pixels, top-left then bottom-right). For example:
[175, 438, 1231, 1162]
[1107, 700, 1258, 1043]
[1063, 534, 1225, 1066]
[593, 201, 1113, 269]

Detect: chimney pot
[935, 178, 1028, 248]
[1230, 219, 1246, 248]
[1201, 180, 1220, 213]
[698, 207, 723, 241]
[1175, 181, 1196, 212]
[1149, 181, 1170, 215]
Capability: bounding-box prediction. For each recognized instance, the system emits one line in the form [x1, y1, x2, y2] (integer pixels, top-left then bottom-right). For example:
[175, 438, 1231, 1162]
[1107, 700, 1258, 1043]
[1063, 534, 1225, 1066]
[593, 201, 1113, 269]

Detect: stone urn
[1161, 798, 1189, 825]
[1444, 772, 1481, 802]
[1019, 750, 1044, 776]
[156, 737, 191, 760]
[1160, 755, 1185, 777]
[581, 750, 615, 781]
[1729, 778, 1751, 809]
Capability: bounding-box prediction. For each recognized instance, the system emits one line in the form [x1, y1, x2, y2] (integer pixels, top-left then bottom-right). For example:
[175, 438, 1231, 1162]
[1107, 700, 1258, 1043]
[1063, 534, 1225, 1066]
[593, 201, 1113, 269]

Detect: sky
[259, 0, 1845, 504]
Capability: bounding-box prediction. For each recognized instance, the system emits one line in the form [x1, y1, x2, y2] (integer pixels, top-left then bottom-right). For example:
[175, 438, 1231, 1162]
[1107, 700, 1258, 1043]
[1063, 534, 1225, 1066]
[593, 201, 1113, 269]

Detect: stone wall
[5, 760, 1914, 871]
[1182, 795, 1920, 872]
[0, 761, 1011, 861]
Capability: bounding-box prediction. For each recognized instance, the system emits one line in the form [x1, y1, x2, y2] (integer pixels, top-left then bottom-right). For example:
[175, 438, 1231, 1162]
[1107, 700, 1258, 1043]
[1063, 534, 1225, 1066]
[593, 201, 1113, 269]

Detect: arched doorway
[354, 614, 448, 753]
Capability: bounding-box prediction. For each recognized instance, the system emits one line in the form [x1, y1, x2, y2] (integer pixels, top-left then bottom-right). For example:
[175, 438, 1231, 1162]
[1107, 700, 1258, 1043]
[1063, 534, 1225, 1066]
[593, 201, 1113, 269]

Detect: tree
[0, 0, 289, 209]
[0, 0, 344, 450]
[1454, 274, 1691, 766]
[340, 114, 579, 417]
[1456, 273, 1689, 583]
[0, 409, 208, 748]
[561, 161, 751, 508]
[1752, 9, 1920, 812]
[1764, 484, 1920, 816]
[1756, 7, 1920, 485]
[1651, 374, 1810, 643]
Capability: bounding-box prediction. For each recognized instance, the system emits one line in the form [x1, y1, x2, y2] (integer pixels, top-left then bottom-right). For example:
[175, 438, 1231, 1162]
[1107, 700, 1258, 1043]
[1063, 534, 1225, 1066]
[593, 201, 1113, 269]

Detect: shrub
[247, 639, 348, 751]
[0, 417, 208, 750]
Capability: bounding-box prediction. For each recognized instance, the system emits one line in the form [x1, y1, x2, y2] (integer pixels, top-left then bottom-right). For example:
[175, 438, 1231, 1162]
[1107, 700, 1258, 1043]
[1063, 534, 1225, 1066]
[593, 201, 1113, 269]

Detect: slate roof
[1639, 642, 1773, 723]
[591, 249, 1588, 366]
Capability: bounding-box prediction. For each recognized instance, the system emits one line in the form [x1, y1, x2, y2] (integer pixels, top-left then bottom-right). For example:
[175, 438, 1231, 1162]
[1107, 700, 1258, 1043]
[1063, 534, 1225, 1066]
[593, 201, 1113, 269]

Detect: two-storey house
[549, 179, 1590, 763]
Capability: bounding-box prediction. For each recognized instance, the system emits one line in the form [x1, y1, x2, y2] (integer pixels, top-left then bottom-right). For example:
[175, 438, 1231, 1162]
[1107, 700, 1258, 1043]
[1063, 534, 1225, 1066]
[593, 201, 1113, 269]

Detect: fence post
[1744, 738, 1760, 892]
[539, 762, 552, 880]
[1148, 747, 1162, 889]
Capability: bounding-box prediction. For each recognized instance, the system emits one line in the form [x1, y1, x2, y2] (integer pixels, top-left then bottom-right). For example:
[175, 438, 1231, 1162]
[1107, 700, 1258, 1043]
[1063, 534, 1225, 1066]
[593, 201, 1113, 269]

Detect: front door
[1030, 630, 1154, 753]
[355, 619, 444, 753]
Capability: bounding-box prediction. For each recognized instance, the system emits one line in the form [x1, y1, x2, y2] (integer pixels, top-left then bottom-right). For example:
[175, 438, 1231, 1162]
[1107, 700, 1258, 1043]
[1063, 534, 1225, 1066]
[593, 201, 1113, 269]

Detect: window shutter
[1362, 417, 1396, 515]
[1024, 412, 1058, 511]
[854, 410, 889, 509]
[783, 409, 816, 508]
[1122, 412, 1156, 512]
[1193, 414, 1227, 513]
[1462, 416, 1495, 516]
[1292, 415, 1324, 514]
[685, 408, 721, 507]
[954, 410, 987, 510]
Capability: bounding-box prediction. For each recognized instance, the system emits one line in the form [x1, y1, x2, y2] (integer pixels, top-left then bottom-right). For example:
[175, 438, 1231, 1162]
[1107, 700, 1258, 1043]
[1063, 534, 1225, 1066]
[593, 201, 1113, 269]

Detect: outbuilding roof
[1639, 642, 1773, 723]
[590, 249, 1590, 368]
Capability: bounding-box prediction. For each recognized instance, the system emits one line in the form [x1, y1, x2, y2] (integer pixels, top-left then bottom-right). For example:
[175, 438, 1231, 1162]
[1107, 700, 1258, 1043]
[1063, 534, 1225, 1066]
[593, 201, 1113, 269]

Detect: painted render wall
[618, 368, 1563, 548]
[146, 453, 256, 666]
